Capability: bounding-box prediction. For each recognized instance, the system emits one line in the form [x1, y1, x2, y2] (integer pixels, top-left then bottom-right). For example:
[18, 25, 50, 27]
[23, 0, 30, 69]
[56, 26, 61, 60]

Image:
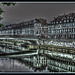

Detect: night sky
[0, 2, 75, 25]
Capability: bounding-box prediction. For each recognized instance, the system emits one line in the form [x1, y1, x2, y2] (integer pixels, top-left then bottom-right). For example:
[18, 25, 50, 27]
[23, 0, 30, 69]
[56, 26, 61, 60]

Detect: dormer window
[33, 19, 37, 23]
[49, 22, 51, 24]
[51, 22, 54, 24]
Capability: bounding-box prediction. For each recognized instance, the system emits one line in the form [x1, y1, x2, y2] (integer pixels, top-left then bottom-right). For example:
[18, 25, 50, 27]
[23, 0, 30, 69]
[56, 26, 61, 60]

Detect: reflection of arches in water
[2, 54, 48, 72]
[29, 65, 32, 69]
[34, 68, 43, 72]
[48, 67, 53, 72]
[34, 69, 37, 72]
[33, 56, 37, 60]
[35, 69, 43, 72]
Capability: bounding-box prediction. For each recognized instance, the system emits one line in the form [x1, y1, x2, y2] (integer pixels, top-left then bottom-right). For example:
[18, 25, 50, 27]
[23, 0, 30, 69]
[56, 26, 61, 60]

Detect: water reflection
[0, 58, 34, 72]
[0, 46, 49, 72]
[0, 44, 75, 72]
[0, 57, 50, 72]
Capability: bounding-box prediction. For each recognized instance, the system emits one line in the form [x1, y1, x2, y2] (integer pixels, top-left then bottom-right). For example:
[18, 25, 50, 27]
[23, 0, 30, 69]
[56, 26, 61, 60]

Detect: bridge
[0, 37, 39, 45]
[0, 37, 40, 58]
[0, 49, 39, 58]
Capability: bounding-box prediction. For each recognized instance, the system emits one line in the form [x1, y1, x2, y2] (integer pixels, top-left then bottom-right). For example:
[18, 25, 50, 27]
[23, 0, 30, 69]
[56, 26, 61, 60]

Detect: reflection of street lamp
[38, 36, 41, 49]
[13, 59, 14, 71]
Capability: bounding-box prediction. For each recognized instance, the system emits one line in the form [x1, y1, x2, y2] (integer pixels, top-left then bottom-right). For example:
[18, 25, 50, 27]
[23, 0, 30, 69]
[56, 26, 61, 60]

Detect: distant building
[0, 18, 48, 38]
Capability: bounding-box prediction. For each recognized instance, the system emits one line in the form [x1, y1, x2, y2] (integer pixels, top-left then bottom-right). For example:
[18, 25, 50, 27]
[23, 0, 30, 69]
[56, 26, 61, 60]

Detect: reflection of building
[33, 55, 47, 68]
[48, 13, 75, 39]
[48, 59, 75, 72]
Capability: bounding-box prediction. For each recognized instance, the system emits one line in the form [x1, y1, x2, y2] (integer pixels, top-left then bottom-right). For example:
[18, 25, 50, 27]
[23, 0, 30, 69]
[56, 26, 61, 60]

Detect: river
[0, 57, 50, 72]
[0, 45, 49, 72]
[0, 57, 34, 72]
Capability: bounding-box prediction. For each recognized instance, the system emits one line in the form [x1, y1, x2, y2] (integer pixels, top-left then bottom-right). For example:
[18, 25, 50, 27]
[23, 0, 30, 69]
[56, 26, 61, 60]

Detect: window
[64, 20, 66, 23]
[72, 28, 73, 32]
[56, 21, 58, 24]
[64, 29, 66, 32]
[70, 24, 72, 27]
[64, 24, 66, 27]
[36, 31, 38, 34]
[67, 20, 69, 22]
[73, 23, 75, 26]
[60, 21, 62, 23]
[66, 28, 68, 33]
[69, 28, 71, 32]
[74, 23, 75, 26]
[71, 19, 73, 22]
[63, 29, 64, 32]
[72, 23, 73, 27]
[74, 28, 75, 32]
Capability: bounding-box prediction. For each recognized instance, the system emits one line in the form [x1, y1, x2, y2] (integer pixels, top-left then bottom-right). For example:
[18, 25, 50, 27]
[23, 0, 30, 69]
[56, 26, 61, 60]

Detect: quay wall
[39, 39, 75, 48]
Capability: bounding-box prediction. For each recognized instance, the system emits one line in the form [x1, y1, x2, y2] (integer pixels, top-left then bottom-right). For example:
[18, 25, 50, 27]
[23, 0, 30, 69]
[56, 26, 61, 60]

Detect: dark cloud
[0, 3, 75, 25]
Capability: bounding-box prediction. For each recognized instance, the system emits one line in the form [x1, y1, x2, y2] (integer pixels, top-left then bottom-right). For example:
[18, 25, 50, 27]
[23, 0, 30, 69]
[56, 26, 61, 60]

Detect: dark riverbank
[0, 57, 34, 72]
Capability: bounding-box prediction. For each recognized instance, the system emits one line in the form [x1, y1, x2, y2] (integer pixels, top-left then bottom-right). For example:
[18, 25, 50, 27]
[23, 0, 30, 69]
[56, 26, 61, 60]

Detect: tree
[0, 8, 4, 21]
[0, 2, 16, 27]
[2, 2, 16, 6]
[0, 23, 3, 27]
[0, 8, 4, 15]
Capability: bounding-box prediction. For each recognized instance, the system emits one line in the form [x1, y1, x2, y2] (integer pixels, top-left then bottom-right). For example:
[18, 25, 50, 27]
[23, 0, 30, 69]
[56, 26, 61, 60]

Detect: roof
[50, 13, 75, 25]
[0, 18, 48, 31]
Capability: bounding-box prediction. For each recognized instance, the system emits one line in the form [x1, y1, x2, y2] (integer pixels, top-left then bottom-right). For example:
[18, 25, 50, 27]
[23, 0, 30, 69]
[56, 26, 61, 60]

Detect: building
[48, 13, 75, 39]
[0, 18, 48, 38]
[34, 18, 48, 37]
[0, 13, 75, 40]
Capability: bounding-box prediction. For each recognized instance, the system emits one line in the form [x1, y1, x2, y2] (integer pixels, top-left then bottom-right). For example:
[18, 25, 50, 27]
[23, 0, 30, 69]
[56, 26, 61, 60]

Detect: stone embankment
[39, 39, 75, 48]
